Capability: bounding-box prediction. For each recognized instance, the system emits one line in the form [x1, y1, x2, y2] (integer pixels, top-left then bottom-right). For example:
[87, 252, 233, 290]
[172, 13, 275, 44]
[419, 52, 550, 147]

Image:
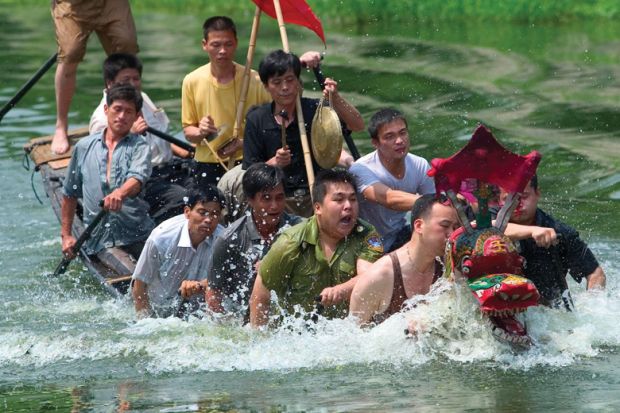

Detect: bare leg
[52, 60, 79, 154]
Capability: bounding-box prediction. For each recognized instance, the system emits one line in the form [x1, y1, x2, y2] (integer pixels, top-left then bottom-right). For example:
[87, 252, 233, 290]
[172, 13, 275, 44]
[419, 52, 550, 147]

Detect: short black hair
[258, 50, 301, 84]
[368, 108, 408, 140]
[312, 168, 358, 204]
[410, 193, 450, 227]
[185, 185, 225, 209]
[103, 53, 142, 86]
[105, 83, 143, 112]
[242, 163, 285, 199]
[203, 16, 236, 40]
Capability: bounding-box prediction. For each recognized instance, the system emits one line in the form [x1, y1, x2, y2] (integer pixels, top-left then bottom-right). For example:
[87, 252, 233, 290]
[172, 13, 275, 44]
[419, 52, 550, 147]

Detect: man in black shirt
[502, 176, 606, 309]
[242, 49, 364, 216]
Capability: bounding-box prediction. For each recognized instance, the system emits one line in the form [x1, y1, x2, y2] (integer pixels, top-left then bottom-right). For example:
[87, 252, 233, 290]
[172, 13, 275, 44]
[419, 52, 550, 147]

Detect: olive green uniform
[259, 216, 384, 318]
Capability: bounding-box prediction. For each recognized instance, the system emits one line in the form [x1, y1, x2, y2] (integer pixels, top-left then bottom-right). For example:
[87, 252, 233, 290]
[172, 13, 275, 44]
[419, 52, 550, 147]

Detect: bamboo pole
[229, 6, 262, 169]
[272, 0, 315, 195]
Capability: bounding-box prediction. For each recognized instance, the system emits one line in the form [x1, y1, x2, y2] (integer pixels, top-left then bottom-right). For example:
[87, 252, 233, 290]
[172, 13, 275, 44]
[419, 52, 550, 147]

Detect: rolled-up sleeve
[126, 137, 152, 184]
[132, 237, 160, 284]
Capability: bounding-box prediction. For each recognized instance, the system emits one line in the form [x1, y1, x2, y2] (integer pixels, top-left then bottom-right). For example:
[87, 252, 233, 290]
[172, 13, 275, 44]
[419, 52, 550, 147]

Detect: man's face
[265, 68, 300, 108]
[415, 203, 460, 256]
[109, 68, 141, 91]
[104, 99, 139, 137]
[500, 181, 540, 225]
[184, 201, 222, 240]
[372, 118, 410, 162]
[315, 182, 359, 241]
[202, 30, 238, 65]
[248, 184, 286, 228]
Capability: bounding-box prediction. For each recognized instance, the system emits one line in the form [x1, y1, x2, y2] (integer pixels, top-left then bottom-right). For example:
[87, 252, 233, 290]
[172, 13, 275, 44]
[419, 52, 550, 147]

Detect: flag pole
[272, 0, 315, 196]
[230, 6, 262, 169]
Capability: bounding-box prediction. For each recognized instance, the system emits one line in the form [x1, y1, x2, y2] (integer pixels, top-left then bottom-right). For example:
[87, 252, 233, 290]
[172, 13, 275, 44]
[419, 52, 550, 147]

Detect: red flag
[252, 0, 326, 45]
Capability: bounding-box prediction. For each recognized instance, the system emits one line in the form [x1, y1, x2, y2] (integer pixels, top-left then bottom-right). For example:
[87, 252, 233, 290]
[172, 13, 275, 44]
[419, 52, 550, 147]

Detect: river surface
[1, 5, 620, 412]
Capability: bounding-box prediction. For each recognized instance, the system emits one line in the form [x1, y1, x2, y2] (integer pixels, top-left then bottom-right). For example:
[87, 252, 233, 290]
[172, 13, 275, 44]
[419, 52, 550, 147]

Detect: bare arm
[132, 279, 152, 318]
[206, 286, 225, 313]
[362, 182, 422, 212]
[183, 115, 218, 144]
[504, 222, 557, 248]
[323, 78, 364, 132]
[104, 177, 142, 212]
[349, 258, 393, 325]
[586, 266, 606, 291]
[60, 195, 78, 258]
[171, 143, 193, 159]
[249, 274, 271, 328]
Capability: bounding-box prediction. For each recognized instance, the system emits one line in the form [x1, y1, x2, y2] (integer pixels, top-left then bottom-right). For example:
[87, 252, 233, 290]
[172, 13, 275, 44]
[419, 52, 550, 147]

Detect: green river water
[1, 4, 619, 412]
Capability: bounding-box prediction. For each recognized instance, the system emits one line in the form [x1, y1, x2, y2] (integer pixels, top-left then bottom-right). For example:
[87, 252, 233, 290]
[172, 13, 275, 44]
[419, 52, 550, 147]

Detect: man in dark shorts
[349, 194, 459, 325]
[51, 0, 138, 154]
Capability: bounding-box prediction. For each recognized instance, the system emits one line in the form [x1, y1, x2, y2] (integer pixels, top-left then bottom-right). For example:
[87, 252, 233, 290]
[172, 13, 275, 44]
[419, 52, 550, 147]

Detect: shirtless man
[349, 194, 459, 325]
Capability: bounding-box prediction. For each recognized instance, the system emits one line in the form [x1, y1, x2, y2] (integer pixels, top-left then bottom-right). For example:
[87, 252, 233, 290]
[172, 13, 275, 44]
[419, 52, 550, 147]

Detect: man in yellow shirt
[182, 16, 321, 188]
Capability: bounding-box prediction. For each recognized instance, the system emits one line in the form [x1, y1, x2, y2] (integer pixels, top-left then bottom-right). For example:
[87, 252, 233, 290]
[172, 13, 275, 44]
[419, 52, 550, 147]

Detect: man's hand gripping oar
[54, 200, 107, 277]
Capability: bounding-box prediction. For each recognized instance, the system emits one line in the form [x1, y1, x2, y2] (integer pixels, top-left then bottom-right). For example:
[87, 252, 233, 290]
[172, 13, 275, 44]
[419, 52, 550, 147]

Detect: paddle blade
[251, 0, 326, 45]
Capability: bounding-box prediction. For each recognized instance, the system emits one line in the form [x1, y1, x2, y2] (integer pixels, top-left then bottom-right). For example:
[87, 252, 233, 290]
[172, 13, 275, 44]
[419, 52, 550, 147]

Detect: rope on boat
[30, 168, 44, 205]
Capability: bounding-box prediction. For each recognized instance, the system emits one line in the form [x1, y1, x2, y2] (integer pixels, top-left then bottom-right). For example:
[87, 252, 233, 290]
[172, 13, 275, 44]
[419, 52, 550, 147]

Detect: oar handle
[53, 201, 108, 277]
[145, 126, 195, 154]
[0, 52, 58, 122]
[310, 64, 361, 160]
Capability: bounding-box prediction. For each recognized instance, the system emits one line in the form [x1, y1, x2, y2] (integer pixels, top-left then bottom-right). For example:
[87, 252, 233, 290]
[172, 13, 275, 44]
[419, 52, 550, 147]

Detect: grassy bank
[10, 0, 620, 23]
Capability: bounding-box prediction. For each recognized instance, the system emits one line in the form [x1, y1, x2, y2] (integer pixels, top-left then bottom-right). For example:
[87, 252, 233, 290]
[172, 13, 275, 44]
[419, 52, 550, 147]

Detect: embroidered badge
[365, 235, 384, 253]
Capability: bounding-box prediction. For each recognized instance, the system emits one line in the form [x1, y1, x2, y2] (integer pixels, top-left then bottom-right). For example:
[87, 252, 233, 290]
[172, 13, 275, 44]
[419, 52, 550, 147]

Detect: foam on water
[2, 270, 619, 377]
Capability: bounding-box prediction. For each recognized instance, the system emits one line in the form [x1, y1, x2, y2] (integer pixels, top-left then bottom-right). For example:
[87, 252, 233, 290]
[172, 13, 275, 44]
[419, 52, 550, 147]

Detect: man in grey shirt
[61, 84, 153, 265]
[207, 163, 302, 319]
[349, 108, 435, 252]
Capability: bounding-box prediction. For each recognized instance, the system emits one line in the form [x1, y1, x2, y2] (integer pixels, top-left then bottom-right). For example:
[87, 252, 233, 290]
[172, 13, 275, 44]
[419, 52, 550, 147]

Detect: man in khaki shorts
[51, 0, 139, 154]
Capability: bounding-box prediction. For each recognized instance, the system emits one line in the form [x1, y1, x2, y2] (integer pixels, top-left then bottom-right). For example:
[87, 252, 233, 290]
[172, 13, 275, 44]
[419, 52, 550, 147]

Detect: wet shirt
[259, 216, 384, 318]
[243, 98, 331, 196]
[132, 214, 224, 311]
[63, 130, 154, 254]
[208, 211, 302, 315]
[517, 209, 599, 303]
[350, 150, 435, 250]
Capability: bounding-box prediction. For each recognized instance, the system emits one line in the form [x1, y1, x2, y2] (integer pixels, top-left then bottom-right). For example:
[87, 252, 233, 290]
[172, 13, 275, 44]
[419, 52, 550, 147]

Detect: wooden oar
[0, 52, 58, 123]
[53, 203, 108, 277]
[311, 64, 361, 160]
[145, 126, 195, 154]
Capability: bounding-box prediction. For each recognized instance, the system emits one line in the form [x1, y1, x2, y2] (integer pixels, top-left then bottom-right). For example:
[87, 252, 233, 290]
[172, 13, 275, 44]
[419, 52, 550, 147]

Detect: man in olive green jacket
[250, 169, 384, 327]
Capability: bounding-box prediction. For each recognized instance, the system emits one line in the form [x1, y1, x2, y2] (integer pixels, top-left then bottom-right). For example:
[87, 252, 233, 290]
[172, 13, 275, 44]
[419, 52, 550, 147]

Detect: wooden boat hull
[24, 129, 132, 297]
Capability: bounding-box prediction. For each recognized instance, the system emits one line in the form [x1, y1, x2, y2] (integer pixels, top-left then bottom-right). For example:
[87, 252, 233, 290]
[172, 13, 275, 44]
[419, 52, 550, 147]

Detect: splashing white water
[2, 271, 618, 376]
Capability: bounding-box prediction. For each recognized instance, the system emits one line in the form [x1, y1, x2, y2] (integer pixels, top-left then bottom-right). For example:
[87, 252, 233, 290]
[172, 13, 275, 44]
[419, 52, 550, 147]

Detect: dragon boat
[429, 124, 542, 348]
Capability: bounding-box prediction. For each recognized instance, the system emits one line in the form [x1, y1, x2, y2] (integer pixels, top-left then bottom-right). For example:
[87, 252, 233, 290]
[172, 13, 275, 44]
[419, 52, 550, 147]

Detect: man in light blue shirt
[349, 108, 435, 252]
[131, 187, 225, 318]
[61, 84, 154, 262]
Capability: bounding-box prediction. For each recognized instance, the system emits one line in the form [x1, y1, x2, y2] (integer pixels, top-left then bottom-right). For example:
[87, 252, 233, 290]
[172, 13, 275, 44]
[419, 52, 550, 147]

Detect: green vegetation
[10, 0, 620, 23]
